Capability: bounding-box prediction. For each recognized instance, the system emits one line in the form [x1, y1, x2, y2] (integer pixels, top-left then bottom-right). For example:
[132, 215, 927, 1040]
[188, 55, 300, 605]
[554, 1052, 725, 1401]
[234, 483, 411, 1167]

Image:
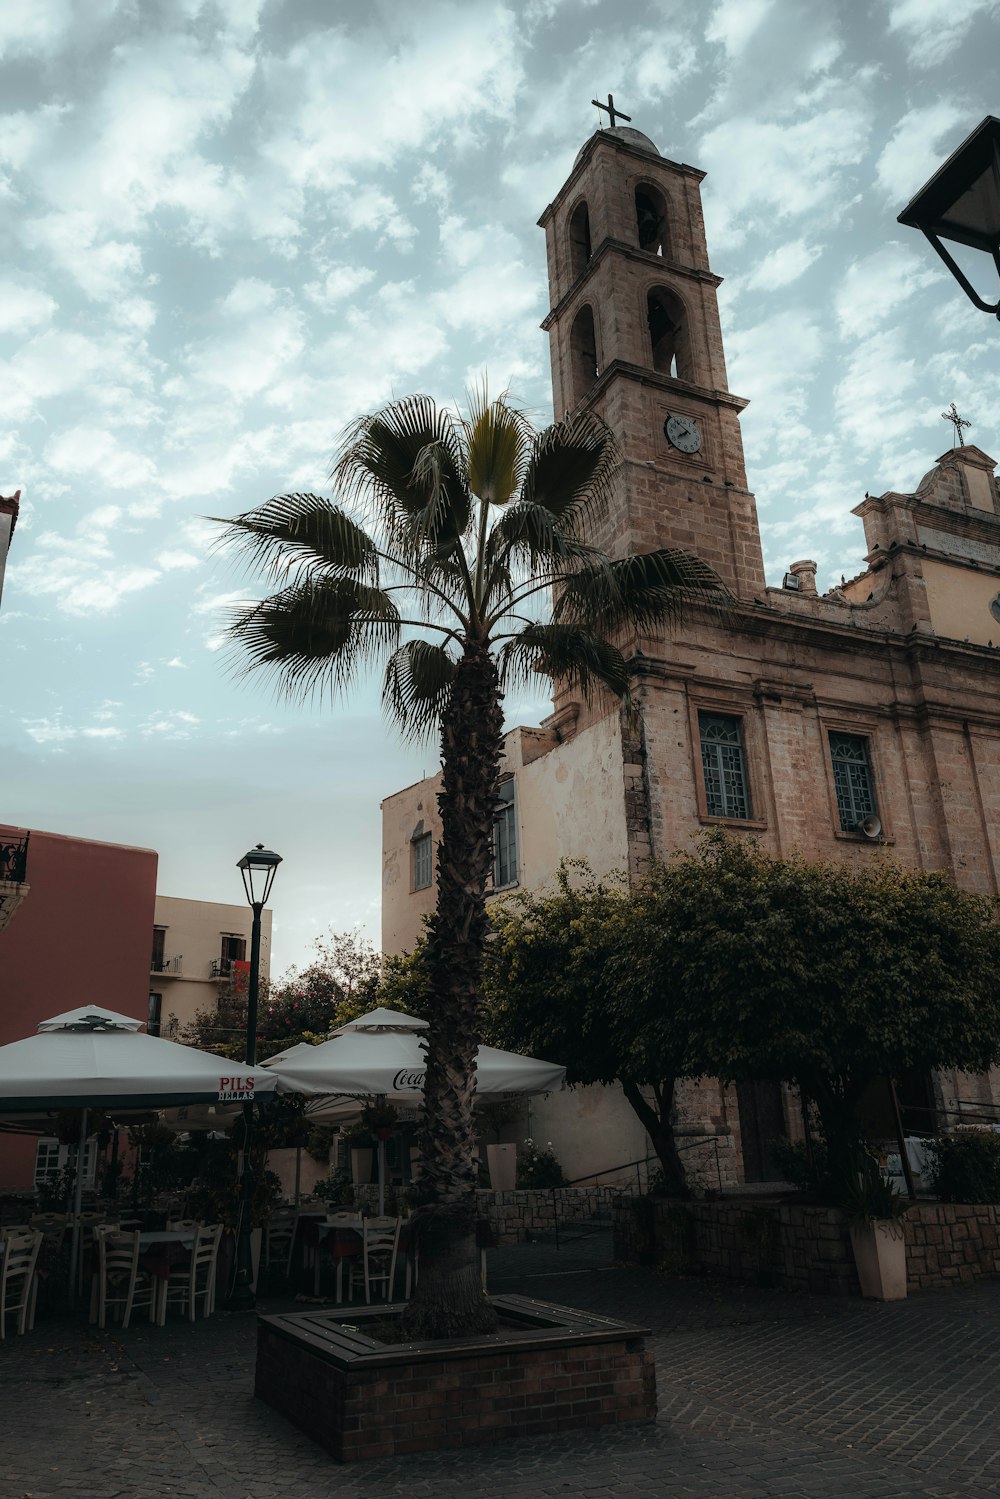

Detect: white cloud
[745, 240, 823, 292]
[22, 715, 124, 745]
[0, 280, 57, 335]
[876, 102, 969, 201]
[140, 709, 200, 738]
[43, 427, 158, 493]
[158, 550, 201, 571]
[886, 0, 1000, 66]
[706, 0, 776, 57]
[700, 107, 872, 249]
[835, 242, 940, 338]
[0, 0, 71, 59]
[726, 310, 826, 428]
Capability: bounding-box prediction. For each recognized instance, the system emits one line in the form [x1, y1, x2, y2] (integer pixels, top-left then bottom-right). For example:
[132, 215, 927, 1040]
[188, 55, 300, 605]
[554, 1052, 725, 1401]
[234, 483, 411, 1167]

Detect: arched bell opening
[647, 287, 690, 380]
[635, 185, 669, 257]
[569, 303, 599, 405]
[568, 201, 592, 278]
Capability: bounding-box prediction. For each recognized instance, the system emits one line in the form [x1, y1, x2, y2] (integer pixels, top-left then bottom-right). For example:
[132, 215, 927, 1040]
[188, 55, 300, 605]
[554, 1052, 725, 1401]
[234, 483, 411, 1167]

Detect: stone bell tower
[538, 126, 766, 601]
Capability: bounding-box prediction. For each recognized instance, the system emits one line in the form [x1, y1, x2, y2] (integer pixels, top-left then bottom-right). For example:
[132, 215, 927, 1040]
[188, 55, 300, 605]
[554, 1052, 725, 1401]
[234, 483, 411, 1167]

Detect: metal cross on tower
[941, 402, 972, 447]
[592, 93, 631, 129]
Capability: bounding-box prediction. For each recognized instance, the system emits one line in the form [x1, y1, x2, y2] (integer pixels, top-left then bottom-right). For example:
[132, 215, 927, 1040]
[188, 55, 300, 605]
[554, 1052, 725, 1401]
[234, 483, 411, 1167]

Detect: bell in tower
[538, 121, 766, 601]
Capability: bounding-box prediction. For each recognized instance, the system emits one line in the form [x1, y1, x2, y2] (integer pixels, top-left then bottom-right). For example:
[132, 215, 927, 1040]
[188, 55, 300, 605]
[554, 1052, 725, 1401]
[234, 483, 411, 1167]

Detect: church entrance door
[736, 1079, 788, 1183]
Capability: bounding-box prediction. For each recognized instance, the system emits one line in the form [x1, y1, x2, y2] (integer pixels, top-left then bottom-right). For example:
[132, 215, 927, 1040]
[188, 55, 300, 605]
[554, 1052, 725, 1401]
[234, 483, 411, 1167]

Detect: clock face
[664, 413, 702, 454]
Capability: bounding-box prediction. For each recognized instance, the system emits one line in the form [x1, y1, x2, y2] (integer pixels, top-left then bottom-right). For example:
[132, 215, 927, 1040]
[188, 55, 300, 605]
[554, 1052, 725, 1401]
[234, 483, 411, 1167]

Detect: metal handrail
[548, 1133, 724, 1248]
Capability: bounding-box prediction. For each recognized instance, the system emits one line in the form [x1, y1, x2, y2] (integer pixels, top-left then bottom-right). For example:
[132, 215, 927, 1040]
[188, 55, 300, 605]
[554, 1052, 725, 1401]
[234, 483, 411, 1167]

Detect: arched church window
[647, 288, 689, 380]
[569, 303, 599, 405]
[635, 185, 668, 256]
[569, 201, 592, 277]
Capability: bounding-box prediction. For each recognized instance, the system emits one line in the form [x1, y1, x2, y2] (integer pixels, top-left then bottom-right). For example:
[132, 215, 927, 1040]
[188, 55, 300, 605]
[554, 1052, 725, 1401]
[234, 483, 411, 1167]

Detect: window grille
[148, 993, 162, 1037]
[493, 780, 519, 888]
[699, 712, 751, 820]
[412, 832, 433, 891]
[829, 732, 877, 831]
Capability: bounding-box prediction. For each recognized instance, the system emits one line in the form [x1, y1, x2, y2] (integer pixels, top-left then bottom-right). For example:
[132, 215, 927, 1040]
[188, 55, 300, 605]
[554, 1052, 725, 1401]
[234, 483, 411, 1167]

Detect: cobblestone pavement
[3, 1235, 1000, 1498]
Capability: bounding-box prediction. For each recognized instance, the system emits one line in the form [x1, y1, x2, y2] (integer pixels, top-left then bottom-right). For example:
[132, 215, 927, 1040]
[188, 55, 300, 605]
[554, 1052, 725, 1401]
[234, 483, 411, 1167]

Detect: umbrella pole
[69, 1107, 88, 1298]
[294, 1145, 301, 1209]
[378, 1138, 385, 1216]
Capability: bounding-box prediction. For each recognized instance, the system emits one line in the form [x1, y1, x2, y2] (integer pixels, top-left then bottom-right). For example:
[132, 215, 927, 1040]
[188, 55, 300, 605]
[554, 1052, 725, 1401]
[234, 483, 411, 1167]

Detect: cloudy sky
[3, 0, 999, 974]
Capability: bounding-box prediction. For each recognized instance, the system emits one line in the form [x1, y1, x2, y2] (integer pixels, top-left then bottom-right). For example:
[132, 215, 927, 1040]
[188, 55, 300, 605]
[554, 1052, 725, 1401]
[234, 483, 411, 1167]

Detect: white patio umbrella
[0, 1005, 283, 1286]
[264, 1006, 565, 1211]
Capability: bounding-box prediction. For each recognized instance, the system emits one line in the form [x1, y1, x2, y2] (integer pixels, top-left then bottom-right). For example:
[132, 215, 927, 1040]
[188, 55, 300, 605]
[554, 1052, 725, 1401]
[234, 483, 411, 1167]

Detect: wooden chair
[29, 1213, 68, 1259]
[160, 1223, 222, 1322]
[0, 1229, 42, 1338]
[165, 1217, 198, 1232]
[350, 1217, 401, 1304]
[91, 1228, 158, 1330]
[264, 1211, 296, 1276]
[76, 1212, 114, 1295]
[320, 1212, 362, 1301]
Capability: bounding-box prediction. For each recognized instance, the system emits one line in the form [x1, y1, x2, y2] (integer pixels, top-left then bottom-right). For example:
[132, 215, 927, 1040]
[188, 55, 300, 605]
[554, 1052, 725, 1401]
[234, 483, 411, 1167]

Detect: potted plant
[360, 1099, 400, 1141]
[340, 1121, 375, 1186]
[841, 1152, 910, 1300]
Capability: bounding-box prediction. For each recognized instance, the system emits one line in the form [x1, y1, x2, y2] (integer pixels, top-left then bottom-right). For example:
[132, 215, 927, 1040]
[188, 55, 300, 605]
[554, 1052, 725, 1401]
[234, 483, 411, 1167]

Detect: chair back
[29, 1213, 68, 1253]
[2, 1229, 42, 1288]
[97, 1227, 141, 1281]
[166, 1218, 198, 1231]
[190, 1223, 222, 1276]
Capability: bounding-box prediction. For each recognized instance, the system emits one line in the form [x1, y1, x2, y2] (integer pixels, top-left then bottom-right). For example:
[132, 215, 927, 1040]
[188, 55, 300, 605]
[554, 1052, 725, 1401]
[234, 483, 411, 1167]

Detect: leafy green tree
[216, 388, 730, 1335]
[485, 865, 695, 1197]
[631, 834, 1000, 1197]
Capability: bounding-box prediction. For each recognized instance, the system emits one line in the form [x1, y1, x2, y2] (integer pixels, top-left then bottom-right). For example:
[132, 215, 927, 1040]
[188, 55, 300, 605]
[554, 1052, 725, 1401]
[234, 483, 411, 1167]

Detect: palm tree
[216, 388, 732, 1338]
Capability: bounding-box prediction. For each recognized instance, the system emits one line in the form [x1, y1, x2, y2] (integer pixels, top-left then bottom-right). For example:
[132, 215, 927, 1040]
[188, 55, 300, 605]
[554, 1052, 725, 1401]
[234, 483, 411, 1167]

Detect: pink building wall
[0, 826, 158, 1191]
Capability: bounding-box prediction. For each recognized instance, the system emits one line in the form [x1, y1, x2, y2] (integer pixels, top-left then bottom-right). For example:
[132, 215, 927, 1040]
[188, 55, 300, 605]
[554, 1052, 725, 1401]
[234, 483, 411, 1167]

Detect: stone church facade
[381, 125, 1000, 1188]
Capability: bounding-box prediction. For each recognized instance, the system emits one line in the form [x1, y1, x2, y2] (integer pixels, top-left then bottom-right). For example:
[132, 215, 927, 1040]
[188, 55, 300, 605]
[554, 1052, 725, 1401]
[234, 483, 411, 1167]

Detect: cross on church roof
[592, 93, 631, 129]
[941, 402, 972, 447]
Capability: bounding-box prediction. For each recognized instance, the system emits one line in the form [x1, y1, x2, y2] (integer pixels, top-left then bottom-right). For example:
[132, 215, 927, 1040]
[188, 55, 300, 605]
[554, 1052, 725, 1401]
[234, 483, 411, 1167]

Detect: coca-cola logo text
[392, 1068, 425, 1090]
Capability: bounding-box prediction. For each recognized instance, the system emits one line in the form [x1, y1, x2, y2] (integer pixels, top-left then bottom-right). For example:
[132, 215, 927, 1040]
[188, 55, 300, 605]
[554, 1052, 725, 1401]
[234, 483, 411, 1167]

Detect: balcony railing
[150, 955, 182, 975]
[0, 833, 29, 884]
[211, 957, 246, 978]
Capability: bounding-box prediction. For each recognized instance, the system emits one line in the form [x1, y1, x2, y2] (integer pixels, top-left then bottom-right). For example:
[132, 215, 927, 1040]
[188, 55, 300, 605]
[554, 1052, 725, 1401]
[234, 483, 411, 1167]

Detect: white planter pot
[849, 1219, 907, 1300]
[350, 1147, 373, 1186]
[487, 1142, 517, 1192]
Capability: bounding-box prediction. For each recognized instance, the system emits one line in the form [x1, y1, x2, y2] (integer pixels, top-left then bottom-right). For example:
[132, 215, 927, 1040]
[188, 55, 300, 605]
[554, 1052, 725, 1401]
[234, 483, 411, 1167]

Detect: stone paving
[2, 1235, 1000, 1497]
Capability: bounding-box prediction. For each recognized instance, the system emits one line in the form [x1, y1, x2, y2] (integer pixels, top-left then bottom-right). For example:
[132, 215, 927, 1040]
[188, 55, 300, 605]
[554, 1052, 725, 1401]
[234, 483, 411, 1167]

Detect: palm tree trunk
[401, 641, 502, 1339]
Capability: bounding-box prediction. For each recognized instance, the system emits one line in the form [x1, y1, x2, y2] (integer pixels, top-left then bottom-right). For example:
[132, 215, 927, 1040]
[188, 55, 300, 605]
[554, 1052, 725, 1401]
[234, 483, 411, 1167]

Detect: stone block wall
[614, 1197, 1000, 1295]
[351, 1185, 626, 1245]
[905, 1202, 1000, 1288]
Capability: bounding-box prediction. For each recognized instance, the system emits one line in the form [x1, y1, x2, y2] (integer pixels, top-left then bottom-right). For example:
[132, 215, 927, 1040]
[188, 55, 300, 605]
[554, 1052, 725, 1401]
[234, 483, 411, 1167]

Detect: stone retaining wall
[614, 1197, 1000, 1295]
[353, 1185, 625, 1245]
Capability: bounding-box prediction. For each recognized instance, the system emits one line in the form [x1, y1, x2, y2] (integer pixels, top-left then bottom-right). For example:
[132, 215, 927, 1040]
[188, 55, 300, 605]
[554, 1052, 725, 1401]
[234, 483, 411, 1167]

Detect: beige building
[382, 123, 1000, 1189]
[149, 894, 272, 1039]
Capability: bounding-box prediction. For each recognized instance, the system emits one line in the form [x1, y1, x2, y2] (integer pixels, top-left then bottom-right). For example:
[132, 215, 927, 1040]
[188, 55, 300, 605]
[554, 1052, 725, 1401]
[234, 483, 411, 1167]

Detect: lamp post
[223, 842, 281, 1312]
[897, 114, 1000, 317]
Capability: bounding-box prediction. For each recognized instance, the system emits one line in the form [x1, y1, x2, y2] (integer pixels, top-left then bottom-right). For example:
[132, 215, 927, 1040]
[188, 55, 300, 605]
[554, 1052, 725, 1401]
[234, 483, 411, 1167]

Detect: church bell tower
[538, 125, 766, 600]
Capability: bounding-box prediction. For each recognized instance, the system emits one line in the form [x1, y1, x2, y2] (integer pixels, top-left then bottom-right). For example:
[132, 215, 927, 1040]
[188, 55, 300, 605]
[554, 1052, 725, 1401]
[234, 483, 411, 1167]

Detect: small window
[151, 926, 166, 972]
[635, 185, 668, 255]
[34, 1137, 96, 1189]
[219, 934, 246, 975]
[569, 200, 592, 276]
[147, 992, 162, 1038]
[829, 732, 877, 832]
[569, 303, 598, 404]
[647, 288, 688, 379]
[412, 832, 433, 891]
[493, 779, 519, 888]
[699, 712, 752, 820]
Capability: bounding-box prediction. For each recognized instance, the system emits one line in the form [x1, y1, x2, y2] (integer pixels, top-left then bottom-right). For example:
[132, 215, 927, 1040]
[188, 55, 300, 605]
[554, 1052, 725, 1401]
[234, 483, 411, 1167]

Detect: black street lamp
[898, 115, 1000, 317]
[224, 842, 282, 1311]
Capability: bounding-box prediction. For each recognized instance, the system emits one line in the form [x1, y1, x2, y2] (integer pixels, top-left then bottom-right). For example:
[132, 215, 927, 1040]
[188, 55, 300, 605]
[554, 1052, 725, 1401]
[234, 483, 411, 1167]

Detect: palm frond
[211, 494, 378, 584]
[483, 501, 599, 588]
[332, 395, 471, 561]
[554, 549, 733, 635]
[519, 411, 619, 535]
[498, 623, 631, 706]
[462, 386, 531, 506]
[382, 639, 457, 740]
[225, 578, 400, 702]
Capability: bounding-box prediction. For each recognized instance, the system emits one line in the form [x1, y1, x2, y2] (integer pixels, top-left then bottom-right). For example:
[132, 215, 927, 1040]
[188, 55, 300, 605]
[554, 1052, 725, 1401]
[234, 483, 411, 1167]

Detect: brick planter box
[255, 1295, 656, 1461]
